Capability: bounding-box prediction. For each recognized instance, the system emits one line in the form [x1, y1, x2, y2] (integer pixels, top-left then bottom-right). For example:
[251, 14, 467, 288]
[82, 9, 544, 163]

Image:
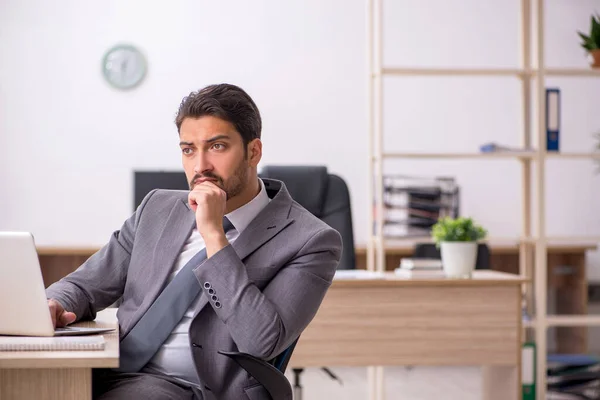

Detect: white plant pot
[440, 241, 478, 279]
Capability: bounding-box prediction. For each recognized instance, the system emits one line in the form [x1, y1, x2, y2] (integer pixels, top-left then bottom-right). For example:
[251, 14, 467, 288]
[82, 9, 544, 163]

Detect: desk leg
[555, 253, 587, 354]
[376, 366, 384, 400]
[368, 366, 385, 400]
[482, 366, 518, 400]
[0, 368, 91, 400]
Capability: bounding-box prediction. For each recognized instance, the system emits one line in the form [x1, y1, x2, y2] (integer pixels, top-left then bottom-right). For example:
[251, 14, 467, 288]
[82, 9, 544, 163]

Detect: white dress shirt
[144, 179, 270, 386]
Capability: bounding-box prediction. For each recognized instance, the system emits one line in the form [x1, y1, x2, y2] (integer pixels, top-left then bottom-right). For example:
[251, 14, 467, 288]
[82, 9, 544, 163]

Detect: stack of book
[547, 354, 600, 399]
[379, 175, 460, 238]
[393, 257, 443, 277]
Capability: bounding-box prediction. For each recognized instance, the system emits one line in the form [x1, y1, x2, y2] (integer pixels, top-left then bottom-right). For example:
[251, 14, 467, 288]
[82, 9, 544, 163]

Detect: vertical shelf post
[366, 0, 375, 272]
[519, 0, 535, 341]
[373, 0, 385, 275]
[534, 0, 548, 398]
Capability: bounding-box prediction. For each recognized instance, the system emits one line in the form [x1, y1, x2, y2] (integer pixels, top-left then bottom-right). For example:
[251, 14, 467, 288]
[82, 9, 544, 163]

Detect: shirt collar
[225, 178, 270, 234]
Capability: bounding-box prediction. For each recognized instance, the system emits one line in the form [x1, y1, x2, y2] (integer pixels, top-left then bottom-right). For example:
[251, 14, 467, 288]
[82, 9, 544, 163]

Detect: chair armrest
[218, 351, 293, 400]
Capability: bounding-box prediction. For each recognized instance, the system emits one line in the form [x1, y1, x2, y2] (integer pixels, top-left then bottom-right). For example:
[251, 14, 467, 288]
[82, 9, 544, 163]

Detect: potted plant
[431, 216, 487, 278]
[577, 13, 600, 68]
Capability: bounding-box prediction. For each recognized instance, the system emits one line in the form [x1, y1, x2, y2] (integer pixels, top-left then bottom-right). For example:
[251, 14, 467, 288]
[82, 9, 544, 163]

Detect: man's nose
[193, 153, 212, 174]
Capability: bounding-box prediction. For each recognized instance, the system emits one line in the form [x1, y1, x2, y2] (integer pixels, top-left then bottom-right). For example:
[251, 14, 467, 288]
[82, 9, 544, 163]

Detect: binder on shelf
[522, 342, 536, 400]
[546, 88, 560, 152]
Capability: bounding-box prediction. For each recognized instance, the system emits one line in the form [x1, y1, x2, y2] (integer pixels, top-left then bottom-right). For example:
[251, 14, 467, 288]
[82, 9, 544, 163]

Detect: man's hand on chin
[188, 181, 230, 258]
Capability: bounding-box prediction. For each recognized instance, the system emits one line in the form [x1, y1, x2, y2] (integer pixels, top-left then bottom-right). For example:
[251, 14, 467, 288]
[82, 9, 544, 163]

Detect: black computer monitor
[133, 171, 189, 210]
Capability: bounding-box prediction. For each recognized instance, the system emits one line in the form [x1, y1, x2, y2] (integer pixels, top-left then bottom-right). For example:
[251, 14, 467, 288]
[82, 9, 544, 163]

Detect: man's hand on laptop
[48, 299, 76, 328]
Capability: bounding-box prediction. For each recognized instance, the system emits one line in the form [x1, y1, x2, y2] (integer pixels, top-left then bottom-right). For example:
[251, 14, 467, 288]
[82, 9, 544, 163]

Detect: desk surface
[333, 270, 527, 287]
[37, 247, 101, 256]
[0, 309, 119, 369]
[37, 240, 597, 257]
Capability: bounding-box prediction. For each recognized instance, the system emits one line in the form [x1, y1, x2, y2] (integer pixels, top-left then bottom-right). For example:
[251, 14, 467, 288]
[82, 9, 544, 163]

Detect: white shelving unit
[366, 1, 600, 399]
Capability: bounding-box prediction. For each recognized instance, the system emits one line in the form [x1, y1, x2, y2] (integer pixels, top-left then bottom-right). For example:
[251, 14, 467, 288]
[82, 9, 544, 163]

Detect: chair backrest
[413, 242, 491, 270]
[270, 338, 299, 373]
[260, 165, 356, 270]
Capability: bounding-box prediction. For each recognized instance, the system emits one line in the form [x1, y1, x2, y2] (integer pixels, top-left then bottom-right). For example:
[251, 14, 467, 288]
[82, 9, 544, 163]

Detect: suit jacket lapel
[230, 179, 295, 260]
[231, 212, 293, 261]
[147, 199, 195, 306]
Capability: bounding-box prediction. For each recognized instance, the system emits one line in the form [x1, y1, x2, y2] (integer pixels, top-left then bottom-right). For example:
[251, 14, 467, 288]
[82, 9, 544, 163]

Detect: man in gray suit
[45, 83, 343, 400]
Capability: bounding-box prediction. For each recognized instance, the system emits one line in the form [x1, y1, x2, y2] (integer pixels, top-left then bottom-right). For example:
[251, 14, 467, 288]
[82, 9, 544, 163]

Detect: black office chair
[413, 242, 491, 269]
[219, 338, 299, 400]
[260, 165, 356, 270]
[128, 169, 350, 398]
[260, 165, 356, 399]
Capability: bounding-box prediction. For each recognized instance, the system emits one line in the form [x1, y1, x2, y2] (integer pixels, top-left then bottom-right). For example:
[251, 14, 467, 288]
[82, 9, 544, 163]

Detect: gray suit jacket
[46, 178, 342, 400]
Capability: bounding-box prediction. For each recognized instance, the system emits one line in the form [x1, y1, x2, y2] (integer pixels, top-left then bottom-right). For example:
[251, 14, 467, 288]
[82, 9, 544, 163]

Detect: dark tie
[117, 217, 235, 373]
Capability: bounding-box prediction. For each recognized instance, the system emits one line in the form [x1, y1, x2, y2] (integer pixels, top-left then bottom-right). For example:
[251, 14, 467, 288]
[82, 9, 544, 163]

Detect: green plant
[431, 217, 487, 247]
[578, 13, 600, 51]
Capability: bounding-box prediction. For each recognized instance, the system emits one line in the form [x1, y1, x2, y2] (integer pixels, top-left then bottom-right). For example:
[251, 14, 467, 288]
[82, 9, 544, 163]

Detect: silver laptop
[0, 232, 114, 337]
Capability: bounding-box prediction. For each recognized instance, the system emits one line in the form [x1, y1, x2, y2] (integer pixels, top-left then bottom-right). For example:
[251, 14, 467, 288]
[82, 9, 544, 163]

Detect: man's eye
[182, 148, 193, 155]
[212, 143, 225, 150]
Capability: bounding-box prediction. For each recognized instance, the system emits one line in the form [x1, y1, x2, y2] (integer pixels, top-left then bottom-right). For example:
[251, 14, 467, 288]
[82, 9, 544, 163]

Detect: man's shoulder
[287, 200, 341, 238]
[147, 188, 189, 203]
[137, 189, 189, 213]
[282, 201, 342, 262]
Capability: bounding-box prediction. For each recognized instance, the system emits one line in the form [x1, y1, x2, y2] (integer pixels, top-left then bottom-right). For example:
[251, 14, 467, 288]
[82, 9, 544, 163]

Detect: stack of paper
[334, 270, 386, 280]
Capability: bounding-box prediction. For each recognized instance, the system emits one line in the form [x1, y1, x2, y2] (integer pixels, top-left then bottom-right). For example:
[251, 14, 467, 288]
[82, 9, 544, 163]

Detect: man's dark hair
[175, 84, 262, 148]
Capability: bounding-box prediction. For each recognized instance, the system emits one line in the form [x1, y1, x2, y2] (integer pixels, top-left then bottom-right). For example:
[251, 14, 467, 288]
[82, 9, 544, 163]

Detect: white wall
[1, 0, 600, 278]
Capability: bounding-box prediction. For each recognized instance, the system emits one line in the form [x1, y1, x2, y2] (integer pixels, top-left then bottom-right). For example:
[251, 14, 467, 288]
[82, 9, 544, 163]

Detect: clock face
[102, 45, 147, 90]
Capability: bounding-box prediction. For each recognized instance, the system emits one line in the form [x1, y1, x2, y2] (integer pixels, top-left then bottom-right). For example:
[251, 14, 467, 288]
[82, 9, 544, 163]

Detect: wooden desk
[3, 271, 521, 399]
[0, 310, 119, 400]
[356, 241, 597, 354]
[290, 270, 526, 400]
[37, 242, 595, 355]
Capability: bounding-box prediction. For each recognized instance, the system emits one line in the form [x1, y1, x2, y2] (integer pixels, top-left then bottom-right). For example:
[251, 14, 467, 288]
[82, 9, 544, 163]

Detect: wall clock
[102, 44, 147, 90]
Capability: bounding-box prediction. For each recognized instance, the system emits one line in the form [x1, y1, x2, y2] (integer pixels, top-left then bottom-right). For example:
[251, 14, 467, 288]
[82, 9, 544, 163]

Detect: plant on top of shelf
[431, 217, 487, 279]
[577, 13, 600, 68]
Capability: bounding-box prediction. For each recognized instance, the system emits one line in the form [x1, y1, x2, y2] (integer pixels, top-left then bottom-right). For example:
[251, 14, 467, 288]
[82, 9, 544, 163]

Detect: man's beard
[189, 159, 248, 200]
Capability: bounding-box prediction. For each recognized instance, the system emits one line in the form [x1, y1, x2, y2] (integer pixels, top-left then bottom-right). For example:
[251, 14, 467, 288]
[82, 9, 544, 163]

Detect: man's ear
[248, 139, 262, 167]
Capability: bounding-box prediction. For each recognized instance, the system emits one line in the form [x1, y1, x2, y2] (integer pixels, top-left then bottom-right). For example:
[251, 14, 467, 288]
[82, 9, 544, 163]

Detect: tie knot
[222, 216, 235, 233]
